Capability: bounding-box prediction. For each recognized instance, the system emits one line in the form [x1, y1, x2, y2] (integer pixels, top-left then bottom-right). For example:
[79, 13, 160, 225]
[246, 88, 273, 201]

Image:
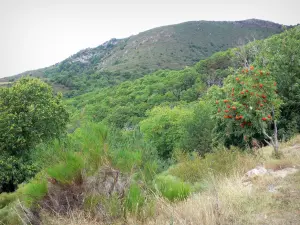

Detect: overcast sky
[0, 0, 299, 78]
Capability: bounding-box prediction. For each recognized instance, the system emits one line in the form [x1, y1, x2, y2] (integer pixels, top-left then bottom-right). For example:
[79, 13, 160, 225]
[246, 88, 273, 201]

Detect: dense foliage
[0, 77, 69, 154]
[209, 66, 282, 150]
[1, 24, 300, 225]
[0, 77, 69, 192]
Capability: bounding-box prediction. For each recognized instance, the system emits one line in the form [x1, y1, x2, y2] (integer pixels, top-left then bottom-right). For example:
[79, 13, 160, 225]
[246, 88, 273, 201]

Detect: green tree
[0, 77, 69, 154]
[140, 106, 192, 159]
[179, 101, 215, 155]
[210, 66, 282, 156]
[0, 77, 69, 192]
[255, 27, 300, 139]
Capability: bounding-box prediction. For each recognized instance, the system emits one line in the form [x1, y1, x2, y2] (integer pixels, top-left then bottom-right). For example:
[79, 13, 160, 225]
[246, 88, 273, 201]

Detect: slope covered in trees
[0, 24, 300, 225]
[0, 19, 285, 96]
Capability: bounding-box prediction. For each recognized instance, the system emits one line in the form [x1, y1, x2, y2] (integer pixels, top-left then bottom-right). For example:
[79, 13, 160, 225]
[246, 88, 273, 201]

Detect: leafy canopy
[210, 66, 282, 143]
[0, 77, 69, 154]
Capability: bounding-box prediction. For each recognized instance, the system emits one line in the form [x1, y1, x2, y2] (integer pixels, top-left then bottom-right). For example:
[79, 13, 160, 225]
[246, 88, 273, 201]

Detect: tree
[140, 106, 193, 159]
[179, 101, 215, 155]
[255, 27, 300, 139]
[210, 66, 282, 156]
[0, 77, 69, 192]
[0, 77, 69, 154]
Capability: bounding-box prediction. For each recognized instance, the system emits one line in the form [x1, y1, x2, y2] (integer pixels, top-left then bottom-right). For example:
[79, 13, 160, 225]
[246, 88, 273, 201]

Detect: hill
[66, 27, 299, 127]
[0, 19, 285, 96]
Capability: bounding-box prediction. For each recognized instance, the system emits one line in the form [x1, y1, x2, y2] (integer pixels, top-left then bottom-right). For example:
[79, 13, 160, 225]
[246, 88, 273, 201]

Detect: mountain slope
[1, 19, 285, 95]
[65, 26, 300, 131]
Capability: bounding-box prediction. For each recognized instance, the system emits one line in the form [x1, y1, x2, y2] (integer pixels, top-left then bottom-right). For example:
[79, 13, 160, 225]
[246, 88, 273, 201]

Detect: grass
[38, 135, 300, 224]
[154, 175, 191, 201]
[2, 130, 300, 225]
[141, 135, 300, 225]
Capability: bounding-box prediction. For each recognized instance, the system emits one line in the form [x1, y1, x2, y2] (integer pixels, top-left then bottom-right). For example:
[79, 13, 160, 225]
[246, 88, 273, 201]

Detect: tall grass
[168, 148, 258, 183]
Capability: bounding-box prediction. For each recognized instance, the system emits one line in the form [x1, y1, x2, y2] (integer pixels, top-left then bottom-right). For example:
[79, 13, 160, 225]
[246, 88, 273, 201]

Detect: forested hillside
[0, 23, 299, 225]
[0, 19, 285, 96]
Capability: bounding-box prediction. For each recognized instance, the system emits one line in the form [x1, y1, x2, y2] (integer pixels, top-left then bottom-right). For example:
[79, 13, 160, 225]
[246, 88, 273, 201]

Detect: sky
[0, 0, 299, 78]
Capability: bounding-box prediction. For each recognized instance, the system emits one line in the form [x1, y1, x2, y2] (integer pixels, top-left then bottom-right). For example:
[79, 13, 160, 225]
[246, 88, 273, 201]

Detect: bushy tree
[210, 66, 282, 155]
[0, 77, 69, 154]
[140, 106, 193, 159]
[0, 77, 69, 192]
[255, 27, 300, 139]
[179, 101, 215, 155]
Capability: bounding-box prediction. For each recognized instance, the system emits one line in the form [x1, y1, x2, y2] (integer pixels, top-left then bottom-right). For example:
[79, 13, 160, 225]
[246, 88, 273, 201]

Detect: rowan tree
[210, 66, 282, 156]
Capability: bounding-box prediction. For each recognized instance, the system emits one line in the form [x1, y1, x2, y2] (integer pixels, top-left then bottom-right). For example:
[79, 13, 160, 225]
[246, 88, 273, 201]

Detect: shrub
[168, 149, 257, 183]
[47, 153, 84, 185]
[155, 175, 191, 201]
[21, 180, 48, 208]
[125, 183, 145, 213]
[0, 154, 38, 193]
[0, 192, 18, 209]
[111, 150, 142, 173]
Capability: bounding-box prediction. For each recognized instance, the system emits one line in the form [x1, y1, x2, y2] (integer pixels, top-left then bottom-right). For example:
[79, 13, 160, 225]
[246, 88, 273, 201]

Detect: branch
[264, 139, 273, 147]
[263, 130, 275, 146]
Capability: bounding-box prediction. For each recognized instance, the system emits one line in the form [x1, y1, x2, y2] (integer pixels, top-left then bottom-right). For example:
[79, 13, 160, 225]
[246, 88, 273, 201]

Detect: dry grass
[41, 135, 300, 225]
[134, 135, 300, 225]
[41, 210, 104, 225]
[138, 175, 271, 225]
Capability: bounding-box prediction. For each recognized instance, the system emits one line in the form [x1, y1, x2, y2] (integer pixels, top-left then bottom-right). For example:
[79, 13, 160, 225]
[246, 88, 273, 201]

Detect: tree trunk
[272, 107, 280, 158]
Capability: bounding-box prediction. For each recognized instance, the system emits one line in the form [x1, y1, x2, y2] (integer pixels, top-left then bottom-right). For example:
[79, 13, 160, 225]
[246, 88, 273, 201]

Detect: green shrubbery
[125, 183, 145, 213]
[168, 148, 257, 183]
[0, 154, 38, 193]
[155, 175, 191, 201]
[47, 153, 84, 185]
[21, 180, 48, 208]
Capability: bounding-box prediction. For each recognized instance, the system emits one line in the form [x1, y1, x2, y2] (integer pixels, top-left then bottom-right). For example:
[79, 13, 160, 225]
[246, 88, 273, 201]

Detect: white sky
[0, 0, 299, 78]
